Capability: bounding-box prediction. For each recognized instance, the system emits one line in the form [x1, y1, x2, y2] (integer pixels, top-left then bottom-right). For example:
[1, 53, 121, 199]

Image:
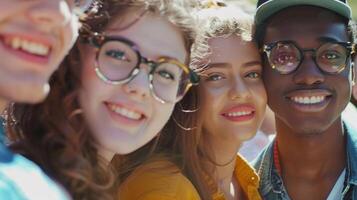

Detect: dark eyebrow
[207, 61, 261, 69]
[242, 61, 262, 68]
[207, 63, 231, 69]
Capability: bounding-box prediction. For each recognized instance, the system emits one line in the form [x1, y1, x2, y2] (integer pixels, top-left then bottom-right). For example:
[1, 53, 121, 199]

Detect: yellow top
[117, 155, 261, 200]
[213, 155, 262, 200]
[118, 159, 201, 200]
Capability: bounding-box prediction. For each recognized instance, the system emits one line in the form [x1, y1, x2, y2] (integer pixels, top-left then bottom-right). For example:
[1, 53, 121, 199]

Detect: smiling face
[199, 36, 267, 143]
[78, 11, 187, 157]
[263, 6, 352, 135]
[0, 1, 80, 104]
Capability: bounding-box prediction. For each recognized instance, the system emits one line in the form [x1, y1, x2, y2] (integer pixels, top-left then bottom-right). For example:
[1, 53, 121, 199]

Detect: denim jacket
[252, 121, 357, 200]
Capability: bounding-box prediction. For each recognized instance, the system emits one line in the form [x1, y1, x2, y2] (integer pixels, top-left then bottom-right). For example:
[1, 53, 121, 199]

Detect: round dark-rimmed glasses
[85, 33, 200, 104]
[262, 40, 356, 75]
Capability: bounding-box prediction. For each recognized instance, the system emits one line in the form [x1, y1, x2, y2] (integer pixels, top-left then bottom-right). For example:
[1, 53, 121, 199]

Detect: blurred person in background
[0, 0, 92, 199]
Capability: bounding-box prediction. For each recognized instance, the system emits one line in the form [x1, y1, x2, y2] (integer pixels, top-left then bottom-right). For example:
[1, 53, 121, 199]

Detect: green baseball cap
[255, 0, 352, 25]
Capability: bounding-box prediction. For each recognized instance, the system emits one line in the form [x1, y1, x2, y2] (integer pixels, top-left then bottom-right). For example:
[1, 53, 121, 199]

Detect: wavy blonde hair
[190, 0, 257, 196]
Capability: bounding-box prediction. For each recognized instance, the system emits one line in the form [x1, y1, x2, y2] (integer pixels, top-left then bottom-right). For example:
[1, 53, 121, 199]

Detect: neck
[203, 130, 241, 198]
[276, 117, 346, 179]
[0, 98, 8, 113]
[97, 146, 115, 163]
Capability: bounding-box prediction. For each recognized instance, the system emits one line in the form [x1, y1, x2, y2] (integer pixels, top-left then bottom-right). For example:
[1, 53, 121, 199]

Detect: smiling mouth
[223, 111, 254, 117]
[285, 89, 333, 112]
[289, 95, 329, 105]
[106, 102, 145, 121]
[2, 35, 51, 57]
[221, 104, 256, 122]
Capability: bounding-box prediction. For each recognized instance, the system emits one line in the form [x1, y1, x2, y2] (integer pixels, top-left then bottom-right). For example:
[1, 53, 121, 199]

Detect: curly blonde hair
[191, 0, 255, 73]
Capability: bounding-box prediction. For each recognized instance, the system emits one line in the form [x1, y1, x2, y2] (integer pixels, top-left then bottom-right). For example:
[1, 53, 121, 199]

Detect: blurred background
[247, 0, 357, 20]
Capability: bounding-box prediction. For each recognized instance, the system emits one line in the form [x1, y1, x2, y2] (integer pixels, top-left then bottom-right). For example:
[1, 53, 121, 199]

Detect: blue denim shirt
[253, 121, 357, 200]
[0, 142, 70, 200]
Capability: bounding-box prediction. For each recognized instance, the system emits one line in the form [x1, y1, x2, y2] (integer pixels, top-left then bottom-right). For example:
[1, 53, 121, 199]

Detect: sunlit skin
[199, 35, 266, 199]
[78, 10, 187, 159]
[0, 1, 80, 110]
[263, 6, 352, 200]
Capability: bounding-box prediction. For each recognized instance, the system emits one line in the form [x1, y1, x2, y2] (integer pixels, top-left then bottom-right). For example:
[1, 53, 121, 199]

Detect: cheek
[79, 59, 109, 111]
[252, 83, 267, 106]
[149, 102, 175, 131]
[250, 83, 267, 118]
[199, 85, 228, 111]
[334, 74, 351, 98]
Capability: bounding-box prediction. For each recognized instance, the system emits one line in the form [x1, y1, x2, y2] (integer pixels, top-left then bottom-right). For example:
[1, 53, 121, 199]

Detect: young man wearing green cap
[253, 0, 357, 199]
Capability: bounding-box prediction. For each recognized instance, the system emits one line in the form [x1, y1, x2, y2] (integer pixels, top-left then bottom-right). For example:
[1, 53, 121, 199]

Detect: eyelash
[245, 72, 261, 79]
[203, 70, 262, 83]
[205, 73, 225, 82]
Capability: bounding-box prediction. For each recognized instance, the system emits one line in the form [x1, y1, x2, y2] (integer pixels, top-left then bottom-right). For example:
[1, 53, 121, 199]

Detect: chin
[240, 133, 257, 142]
[231, 129, 257, 142]
[10, 90, 48, 104]
[288, 122, 331, 136]
[115, 145, 140, 155]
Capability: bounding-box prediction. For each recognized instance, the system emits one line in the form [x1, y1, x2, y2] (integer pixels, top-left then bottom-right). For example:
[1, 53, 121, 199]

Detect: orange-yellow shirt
[118, 159, 201, 200]
[213, 155, 262, 200]
[117, 155, 261, 200]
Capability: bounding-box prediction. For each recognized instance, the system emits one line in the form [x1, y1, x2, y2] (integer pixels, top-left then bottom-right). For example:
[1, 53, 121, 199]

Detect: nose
[229, 77, 250, 100]
[293, 54, 325, 86]
[26, 1, 71, 30]
[122, 66, 151, 101]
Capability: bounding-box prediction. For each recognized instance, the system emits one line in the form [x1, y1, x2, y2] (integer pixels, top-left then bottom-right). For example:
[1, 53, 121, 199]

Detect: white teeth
[291, 96, 326, 105]
[226, 111, 253, 117]
[108, 104, 142, 120]
[5, 37, 50, 56]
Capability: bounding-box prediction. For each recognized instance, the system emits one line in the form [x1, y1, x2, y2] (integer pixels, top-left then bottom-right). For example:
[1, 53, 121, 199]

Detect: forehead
[264, 6, 349, 45]
[105, 10, 187, 62]
[208, 36, 260, 63]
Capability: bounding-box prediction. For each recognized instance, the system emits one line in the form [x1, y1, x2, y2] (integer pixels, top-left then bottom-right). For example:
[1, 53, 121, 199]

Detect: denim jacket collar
[255, 121, 357, 198]
[345, 121, 357, 186]
[255, 139, 287, 197]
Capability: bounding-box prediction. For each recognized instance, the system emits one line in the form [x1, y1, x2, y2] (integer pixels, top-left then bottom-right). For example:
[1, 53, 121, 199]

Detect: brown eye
[245, 72, 260, 79]
[207, 74, 225, 81]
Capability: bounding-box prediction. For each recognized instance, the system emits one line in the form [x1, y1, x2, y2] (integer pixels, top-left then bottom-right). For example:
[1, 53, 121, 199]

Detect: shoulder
[118, 159, 201, 200]
[235, 155, 262, 200]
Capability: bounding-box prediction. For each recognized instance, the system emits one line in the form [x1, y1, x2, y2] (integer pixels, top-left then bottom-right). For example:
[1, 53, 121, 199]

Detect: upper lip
[285, 89, 333, 99]
[104, 101, 149, 118]
[221, 104, 255, 115]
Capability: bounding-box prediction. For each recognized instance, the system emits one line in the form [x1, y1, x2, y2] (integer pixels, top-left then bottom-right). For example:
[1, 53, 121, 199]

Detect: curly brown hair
[5, 0, 207, 199]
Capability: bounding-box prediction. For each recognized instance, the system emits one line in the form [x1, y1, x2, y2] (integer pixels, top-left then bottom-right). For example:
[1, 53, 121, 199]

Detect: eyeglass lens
[97, 40, 190, 102]
[267, 42, 349, 74]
